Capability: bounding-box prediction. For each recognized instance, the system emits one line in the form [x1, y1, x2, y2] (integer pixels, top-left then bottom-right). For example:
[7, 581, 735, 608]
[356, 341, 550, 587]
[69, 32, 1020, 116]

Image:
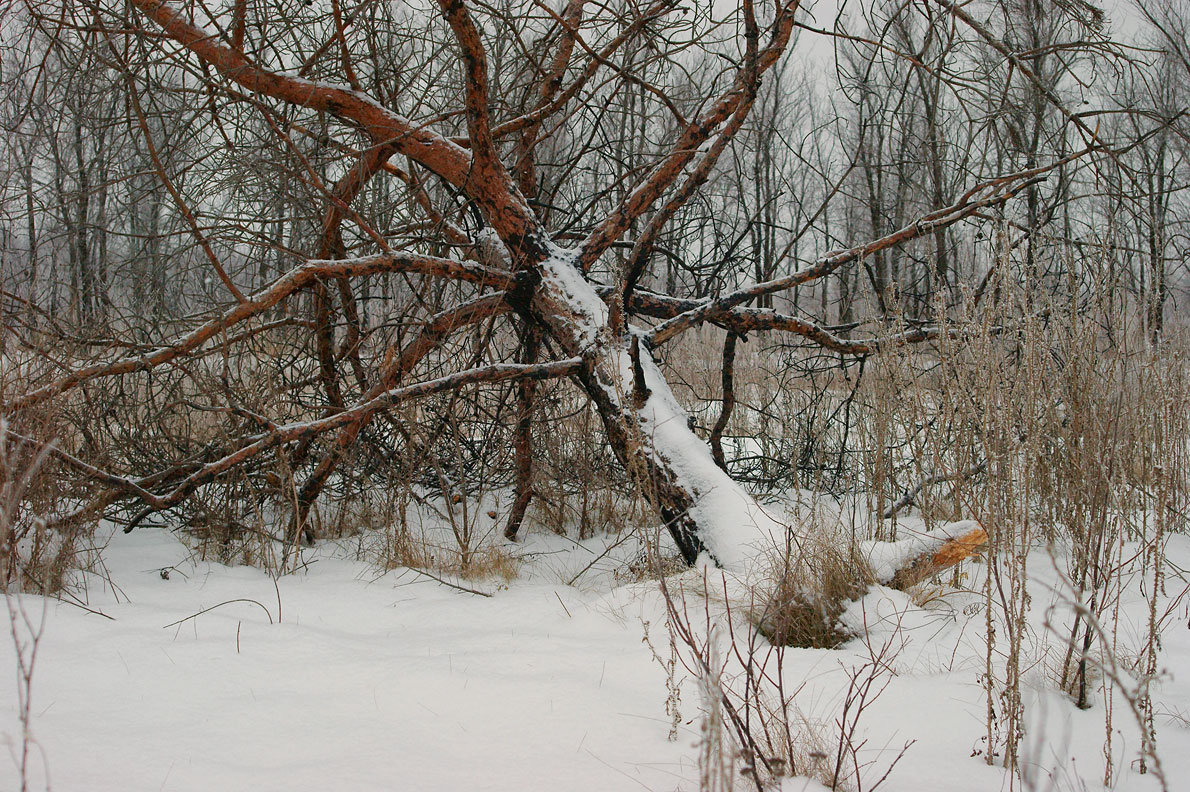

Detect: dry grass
[651, 259, 1189, 786]
[754, 529, 875, 649]
[0, 348, 95, 593]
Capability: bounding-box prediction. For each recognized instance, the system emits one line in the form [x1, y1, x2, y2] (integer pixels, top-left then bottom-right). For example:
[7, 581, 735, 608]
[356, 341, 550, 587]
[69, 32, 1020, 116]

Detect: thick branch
[129, 1, 473, 187]
[504, 323, 543, 540]
[437, 0, 497, 165]
[709, 332, 738, 471]
[8, 254, 512, 412]
[120, 358, 583, 523]
[578, 0, 802, 270]
[882, 461, 988, 519]
[617, 0, 762, 327]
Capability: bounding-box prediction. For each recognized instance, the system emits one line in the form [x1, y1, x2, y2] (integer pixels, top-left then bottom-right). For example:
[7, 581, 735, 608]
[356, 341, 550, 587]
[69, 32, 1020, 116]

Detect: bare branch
[647, 152, 1090, 345]
[8, 253, 513, 412]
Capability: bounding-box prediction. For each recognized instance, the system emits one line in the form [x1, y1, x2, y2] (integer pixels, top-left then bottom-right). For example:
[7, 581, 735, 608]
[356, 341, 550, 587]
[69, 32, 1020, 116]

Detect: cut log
[865, 521, 989, 590]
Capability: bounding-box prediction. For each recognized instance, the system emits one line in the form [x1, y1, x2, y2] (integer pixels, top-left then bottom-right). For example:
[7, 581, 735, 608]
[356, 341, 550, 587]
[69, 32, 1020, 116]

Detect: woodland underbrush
[655, 292, 1190, 790]
[4, 283, 1190, 792]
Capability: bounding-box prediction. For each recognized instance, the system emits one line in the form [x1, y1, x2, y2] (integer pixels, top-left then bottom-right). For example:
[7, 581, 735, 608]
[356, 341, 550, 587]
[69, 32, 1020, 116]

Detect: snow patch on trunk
[539, 244, 608, 349]
[532, 244, 782, 571]
[628, 349, 785, 571]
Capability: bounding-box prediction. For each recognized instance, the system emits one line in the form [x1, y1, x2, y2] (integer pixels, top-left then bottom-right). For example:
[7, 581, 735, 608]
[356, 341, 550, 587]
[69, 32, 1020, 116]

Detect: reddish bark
[10, 253, 511, 413]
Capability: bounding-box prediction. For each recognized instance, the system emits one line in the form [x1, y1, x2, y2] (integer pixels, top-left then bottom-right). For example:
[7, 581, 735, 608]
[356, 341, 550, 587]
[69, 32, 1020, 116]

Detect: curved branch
[647, 152, 1090, 345]
[515, 0, 587, 198]
[8, 254, 513, 412]
[128, 0, 473, 187]
[436, 0, 498, 166]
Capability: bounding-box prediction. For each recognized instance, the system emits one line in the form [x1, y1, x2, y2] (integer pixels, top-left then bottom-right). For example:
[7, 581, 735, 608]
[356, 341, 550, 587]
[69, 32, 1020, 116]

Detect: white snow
[4, 525, 1190, 791]
[539, 243, 609, 351]
[475, 226, 513, 270]
[1, 530, 698, 791]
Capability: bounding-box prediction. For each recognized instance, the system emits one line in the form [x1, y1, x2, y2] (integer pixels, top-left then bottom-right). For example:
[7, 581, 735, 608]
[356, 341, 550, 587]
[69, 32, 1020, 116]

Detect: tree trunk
[520, 242, 785, 568]
[504, 323, 541, 540]
[520, 239, 987, 580]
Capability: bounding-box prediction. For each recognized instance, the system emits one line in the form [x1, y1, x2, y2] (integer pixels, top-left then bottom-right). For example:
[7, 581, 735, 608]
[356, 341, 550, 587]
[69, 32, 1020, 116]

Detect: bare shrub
[661, 566, 912, 792]
[664, 327, 868, 496]
[839, 259, 1190, 781]
[527, 381, 656, 540]
[0, 410, 89, 594]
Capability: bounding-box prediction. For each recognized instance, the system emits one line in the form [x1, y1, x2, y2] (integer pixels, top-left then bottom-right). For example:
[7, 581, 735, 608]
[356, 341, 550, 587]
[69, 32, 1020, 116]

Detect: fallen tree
[6, 0, 1109, 585]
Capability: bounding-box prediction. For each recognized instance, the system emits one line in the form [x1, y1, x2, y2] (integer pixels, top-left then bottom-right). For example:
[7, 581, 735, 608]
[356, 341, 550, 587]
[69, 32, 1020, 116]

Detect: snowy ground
[4, 524, 1190, 791]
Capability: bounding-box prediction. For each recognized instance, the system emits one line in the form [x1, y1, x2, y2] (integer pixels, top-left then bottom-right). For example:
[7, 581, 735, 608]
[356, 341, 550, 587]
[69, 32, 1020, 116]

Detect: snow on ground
[1, 529, 699, 791]
[3, 524, 1190, 791]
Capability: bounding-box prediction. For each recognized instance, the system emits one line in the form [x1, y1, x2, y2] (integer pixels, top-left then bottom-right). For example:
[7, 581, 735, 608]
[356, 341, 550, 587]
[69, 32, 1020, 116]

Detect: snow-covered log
[865, 521, 989, 590]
